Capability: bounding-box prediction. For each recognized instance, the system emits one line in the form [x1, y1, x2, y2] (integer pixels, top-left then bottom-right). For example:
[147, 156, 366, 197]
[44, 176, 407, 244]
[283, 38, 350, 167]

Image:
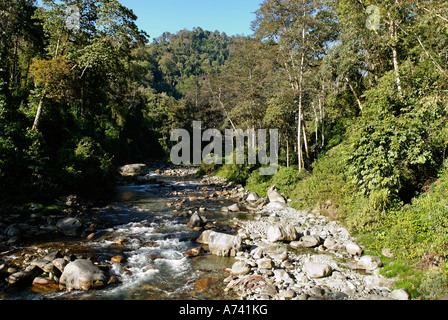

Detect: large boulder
[119, 164, 148, 177]
[208, 231, 242, 257]
[266, 223, 298, 242]
[59, 259, 107, 291]
[56, 217, 82, 236]
[267, 185, 286, 203]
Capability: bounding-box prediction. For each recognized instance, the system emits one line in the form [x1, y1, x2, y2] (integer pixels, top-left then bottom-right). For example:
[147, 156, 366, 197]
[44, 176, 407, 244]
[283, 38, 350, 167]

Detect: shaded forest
[2, 0, 448, 297]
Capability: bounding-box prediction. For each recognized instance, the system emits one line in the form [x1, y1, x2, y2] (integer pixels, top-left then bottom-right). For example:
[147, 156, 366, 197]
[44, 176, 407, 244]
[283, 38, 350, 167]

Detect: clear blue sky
[118, 0, 263, 41]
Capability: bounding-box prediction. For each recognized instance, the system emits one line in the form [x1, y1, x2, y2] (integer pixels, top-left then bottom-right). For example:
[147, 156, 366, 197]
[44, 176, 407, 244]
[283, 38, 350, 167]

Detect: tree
[252, 0, 337, 171]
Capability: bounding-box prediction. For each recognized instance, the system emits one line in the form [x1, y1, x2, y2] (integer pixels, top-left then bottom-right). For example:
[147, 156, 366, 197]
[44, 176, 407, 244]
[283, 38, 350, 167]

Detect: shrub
[245, 169, 272, 197]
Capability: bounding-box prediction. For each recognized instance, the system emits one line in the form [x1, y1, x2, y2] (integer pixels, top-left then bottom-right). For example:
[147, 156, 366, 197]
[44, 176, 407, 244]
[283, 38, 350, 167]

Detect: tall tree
[252, 0, 337, 170]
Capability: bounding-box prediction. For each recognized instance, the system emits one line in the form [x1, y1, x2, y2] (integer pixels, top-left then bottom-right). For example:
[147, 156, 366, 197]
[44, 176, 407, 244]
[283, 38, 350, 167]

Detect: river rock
[345, 242, 363, 256]
[246, 192, 259, 202]
[267, 185, 286, 203]
[189, 212, 207, 228]
[265, 201, 289, 209]
[358, 255, 383, 271]
[59, 259, 107, 291]
[228, 203, 244, 212]
[389, 288, 411, 300]
[256, 257, 274, 269]
[231, 261, 251, 276]
[52, 258, 69, 273]
[119, 163, 148, 176]
[266, 223, 298, 242]
[56, 217, 82, 236]
[8, 266, 39, 285]
[31, 259, 55, 273]
[196, 229, 214, 244]
[208, 231, 242, 257]
[297, 235, 322, 248]
[304, 262, 333, 278]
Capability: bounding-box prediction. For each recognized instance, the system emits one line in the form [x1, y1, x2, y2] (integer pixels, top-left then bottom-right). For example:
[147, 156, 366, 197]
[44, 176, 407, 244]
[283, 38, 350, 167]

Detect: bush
[271, 166, 305, 193]
[245, 169, 272, 197]
[215, 163, 251, 185]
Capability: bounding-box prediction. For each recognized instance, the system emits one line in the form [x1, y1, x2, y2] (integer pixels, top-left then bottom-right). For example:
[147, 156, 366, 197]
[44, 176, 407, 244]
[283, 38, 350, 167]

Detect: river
[1, 166, 243, 300]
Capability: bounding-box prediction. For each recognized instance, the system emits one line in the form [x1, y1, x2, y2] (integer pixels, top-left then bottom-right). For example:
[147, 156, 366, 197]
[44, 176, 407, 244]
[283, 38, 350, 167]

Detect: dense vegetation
[1, 0, 448, 298]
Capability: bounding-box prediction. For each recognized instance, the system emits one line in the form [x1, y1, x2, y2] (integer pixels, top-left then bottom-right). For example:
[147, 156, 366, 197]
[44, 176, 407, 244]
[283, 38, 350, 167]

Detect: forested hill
[0, 0, 236, 203]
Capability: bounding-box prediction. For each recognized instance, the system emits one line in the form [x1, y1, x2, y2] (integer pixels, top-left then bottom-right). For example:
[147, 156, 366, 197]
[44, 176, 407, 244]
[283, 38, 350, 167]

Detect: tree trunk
[345, 77, 363, 112]
[32, 96, 45, 131]
[390, 20, 402, 95]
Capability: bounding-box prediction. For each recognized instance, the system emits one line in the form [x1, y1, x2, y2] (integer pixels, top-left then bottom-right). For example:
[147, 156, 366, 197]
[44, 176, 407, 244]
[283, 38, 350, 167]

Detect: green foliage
[289, 143, 352, 211]
[418, 264, 448, 300]
[245, 169, 272, 197]
[58, 137, 115, 199]
[215, 163, 251, 186]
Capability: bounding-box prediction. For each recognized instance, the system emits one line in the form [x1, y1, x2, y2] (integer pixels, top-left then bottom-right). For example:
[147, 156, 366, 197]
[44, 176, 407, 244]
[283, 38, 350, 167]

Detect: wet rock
[56, 217, 82, 236]
[119, 164, 149, 176]
[8, 266, 40, 286]
[111, 255, 126, 263]
[59, 259, 107, 291]
[196, 229, 214, 244]
[208, 231, 242, 257]
[30, 259, 55, 273]
[52, 258, 68, 273]
[136, 175, 157, 185]
[189, 212, 207, 228]
[194, 277, 217, 291]
[185, 246, 204, 258]
[228, 203, 245, 212]
[33, 276, 55, 285]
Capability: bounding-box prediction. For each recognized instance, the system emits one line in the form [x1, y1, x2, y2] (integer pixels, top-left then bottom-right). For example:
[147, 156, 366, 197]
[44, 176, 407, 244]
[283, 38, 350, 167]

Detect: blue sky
[118, 0, 263, 41]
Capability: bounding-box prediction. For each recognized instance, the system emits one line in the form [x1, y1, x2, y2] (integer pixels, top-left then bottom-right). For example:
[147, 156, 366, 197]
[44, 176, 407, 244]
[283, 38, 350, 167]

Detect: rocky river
[0, 162, 411, 301]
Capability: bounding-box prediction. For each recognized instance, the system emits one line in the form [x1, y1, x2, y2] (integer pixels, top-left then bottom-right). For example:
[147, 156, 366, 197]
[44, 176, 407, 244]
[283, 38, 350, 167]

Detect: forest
[1, 0, 448, 298]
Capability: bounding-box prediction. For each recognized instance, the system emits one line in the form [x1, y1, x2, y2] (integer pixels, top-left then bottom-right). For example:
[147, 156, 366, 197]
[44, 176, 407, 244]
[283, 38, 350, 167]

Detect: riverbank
[0, 163, 410, 300]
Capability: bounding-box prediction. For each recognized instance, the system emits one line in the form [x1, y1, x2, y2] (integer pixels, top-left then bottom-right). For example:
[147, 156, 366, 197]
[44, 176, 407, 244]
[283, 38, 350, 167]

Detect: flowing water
[2, 169, 242, 300]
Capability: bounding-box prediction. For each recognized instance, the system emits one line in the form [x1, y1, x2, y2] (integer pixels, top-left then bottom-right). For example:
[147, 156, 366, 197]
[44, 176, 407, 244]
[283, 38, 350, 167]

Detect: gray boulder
[266, 223, 298, 242]
[267, 185, 286, 203]
[246, 192, 259, 202]
[56, 217, 82, 236]
[208, 231, 242, 257]
[358, 255, 383, 271]
[189, 212, 207, 228]
[119, 163, 148, 176]
[304, 262, 333, 278]
[59, 259, 107, 291]
[265, 201, 288, 209]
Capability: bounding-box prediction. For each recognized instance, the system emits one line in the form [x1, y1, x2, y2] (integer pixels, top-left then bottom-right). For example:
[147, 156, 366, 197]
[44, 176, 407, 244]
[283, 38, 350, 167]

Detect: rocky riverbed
[0, 163, 410, 300]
